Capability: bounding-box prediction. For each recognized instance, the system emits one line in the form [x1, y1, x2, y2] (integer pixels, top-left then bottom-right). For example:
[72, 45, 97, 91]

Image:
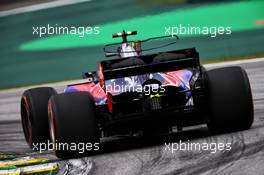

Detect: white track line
[0, 0, 91, 18]
[205, 57, 264, 68]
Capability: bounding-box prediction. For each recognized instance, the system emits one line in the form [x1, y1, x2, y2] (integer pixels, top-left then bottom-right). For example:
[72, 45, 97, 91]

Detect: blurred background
[0, 0, 264, 89]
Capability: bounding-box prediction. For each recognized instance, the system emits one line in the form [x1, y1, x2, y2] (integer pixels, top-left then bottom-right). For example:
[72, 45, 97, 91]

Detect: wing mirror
[82, 71, 98, 82]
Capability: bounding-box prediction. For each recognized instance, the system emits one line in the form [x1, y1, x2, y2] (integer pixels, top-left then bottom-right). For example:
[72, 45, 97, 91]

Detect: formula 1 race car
[20, 31, 254, 158]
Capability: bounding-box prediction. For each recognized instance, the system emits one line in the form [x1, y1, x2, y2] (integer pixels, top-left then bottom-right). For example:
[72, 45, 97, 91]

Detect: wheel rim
[21, 96, 33, 146]
[48, 101, 56, 146]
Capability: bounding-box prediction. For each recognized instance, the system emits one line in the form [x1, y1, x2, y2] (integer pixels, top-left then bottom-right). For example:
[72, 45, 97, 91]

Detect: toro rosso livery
[21, 31, 254, 158]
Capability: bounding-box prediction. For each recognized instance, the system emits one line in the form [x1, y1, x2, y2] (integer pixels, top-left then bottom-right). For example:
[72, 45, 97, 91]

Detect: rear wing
[100, 48, 200, 80]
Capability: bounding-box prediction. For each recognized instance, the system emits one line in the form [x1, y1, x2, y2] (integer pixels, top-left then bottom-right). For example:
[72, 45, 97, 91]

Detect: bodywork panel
[64, 69, 193, 105]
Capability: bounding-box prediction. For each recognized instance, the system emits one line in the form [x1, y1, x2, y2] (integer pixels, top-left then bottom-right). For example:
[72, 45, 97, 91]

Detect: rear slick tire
[48, 92, 100, 159]
[21, 87, 57, 149]
[206, 66, 254, 134]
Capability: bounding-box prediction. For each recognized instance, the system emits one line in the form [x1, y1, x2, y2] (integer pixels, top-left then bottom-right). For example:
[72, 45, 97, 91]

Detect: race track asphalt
[0, 58, 264, 175]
